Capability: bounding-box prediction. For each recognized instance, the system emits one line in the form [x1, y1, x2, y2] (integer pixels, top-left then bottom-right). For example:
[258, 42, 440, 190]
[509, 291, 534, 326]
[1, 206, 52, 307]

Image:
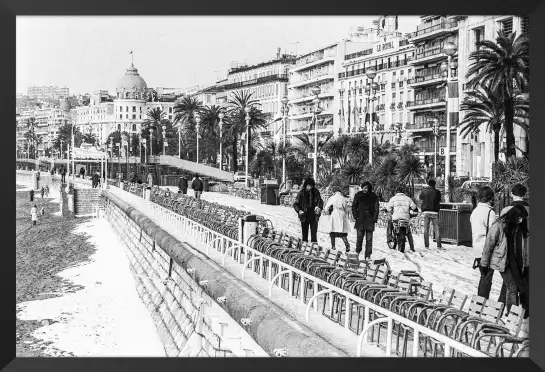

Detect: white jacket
[387, 193, 417, 221]
[324, 192, 351, 234]
[470, 203, 496, 259]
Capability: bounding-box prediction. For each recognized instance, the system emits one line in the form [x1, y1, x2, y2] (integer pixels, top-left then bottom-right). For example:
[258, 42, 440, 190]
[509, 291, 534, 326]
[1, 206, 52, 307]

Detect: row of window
[116, 105, 174, 113]
[231, 66, 290, 84]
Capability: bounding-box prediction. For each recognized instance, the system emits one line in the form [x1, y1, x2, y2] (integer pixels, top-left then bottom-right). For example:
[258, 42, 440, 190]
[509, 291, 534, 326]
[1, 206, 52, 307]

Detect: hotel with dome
[74, 63, 178, 145]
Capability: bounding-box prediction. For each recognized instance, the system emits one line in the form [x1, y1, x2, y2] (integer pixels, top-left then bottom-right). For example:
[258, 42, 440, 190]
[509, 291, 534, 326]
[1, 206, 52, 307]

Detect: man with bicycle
[386, 185, 418, 253]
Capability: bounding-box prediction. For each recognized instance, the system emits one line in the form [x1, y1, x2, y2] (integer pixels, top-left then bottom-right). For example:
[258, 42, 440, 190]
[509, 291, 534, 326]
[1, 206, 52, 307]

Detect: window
[400, 92, 404, 102]
[473, 27, 485, 51]
[521, 16, 529, 37]
[119, 114, 122, 119]
[392, 92, 396, 100]
[132, 114, 136, 119]
[126, 106, 128, 112]
[169, 115, 172, 120]
[118, 124, 121, 131]
[120, 106, 123, 112]
[399, 112, 403, 123]
[126, 114, 128, 119]
[500, 17, 513, 36]
[169, 107, 172, 113]
[132, 124, 136, 131]
[391, 113, 395, 124]
[133, 106, 136, 112]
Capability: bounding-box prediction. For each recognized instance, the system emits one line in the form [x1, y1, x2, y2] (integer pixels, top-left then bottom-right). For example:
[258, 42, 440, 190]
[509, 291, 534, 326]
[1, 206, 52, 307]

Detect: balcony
[288, 90, 335, 105]
[408, 19, 459, 42]
[291, 54, 336, 72]
[406, 101, 414, 108]
[409, 97, 446, 110]
[412, 46, 447, 64]
[408, 72, 445, 88]
[377, 104, 385, 111]
[391, 83, 396, 89]
[338, 60, 410, 80]
[397, 102, 404, 109]
[288, 72, 335, 89]
[390, 103, 396, 110]
[222, 74, 289, 91]
[405, 121, 446, 132]
[399, 81, 404, 88]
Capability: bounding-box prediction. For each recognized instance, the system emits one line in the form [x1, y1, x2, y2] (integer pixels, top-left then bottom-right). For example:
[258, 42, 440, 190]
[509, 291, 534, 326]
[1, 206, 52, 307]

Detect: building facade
[27, 85, 70, 100]
[223, 51, 296, 139]
[338, 16, 415, 148]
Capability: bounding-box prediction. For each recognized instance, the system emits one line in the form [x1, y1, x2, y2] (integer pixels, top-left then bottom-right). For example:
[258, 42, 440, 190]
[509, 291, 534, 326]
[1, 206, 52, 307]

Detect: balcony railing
[290, 71, 334, 85]
[397, 102, 404, 109]
[409, 20, 458, 39]
[406, 101, 414, 107]
[406, 121, 446, 130]
[413, 97, 446, 107]
[390, 103, 396, 110]
[222, 74, 289, 91]
[338, 60, 410, 80]
[399, 81, 404, 88]
[414, 46, 444, 61]
[391, 83, 396, 89]
[413, 73, 444, 84]
[295, 52, 336, 67]
[377, 104, 385, 111]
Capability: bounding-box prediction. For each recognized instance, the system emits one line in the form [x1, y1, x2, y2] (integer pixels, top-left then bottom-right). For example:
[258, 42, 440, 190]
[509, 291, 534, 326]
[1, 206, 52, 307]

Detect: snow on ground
[168, 188, 503, 303]
[16, 217, 165, 357]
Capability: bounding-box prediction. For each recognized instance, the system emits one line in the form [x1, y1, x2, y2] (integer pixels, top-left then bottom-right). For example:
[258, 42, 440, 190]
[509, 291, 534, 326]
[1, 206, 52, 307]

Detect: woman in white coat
[324, 186, 351, 252]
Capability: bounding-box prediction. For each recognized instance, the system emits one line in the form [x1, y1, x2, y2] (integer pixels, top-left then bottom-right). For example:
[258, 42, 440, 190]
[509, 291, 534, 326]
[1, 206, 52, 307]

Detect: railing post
[385, 317, 393, 356]
[413, 330, 420, 357]
[289, 271, 294, 296]
[313, 281, 318, 312]
[345, 297, 351, 329]
[363, 306, 370, 342]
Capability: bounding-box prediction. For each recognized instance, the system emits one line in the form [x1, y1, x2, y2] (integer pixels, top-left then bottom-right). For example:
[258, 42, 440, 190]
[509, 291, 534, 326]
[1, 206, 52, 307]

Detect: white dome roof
[116, 64, 148, 94]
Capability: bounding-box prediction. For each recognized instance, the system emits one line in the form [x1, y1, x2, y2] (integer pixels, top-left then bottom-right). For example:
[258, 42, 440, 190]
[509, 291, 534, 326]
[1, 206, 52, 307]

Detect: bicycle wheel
[387, 228, 397, 250]
[397, 227, 406, 253]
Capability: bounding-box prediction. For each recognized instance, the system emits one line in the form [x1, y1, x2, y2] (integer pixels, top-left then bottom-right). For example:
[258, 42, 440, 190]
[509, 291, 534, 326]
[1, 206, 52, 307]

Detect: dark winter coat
[352, 189, 380, 231]
[293, 186, 324, 223]
[178, 178, 188, 192]
[192, 178, 203, 192]
[419, 186, 441, 212]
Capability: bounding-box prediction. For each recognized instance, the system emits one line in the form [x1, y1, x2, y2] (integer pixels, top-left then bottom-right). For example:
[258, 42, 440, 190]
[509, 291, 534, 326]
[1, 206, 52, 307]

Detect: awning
[73, 147, 107, 159]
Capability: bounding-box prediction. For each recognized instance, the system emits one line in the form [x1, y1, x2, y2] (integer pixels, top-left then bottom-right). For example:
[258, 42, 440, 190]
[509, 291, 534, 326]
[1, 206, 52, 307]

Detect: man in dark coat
[293, 178, 324, 243]
[352, 181, 380, 260]
[419, 178, 442, 249]
[191, 174, 204, 200]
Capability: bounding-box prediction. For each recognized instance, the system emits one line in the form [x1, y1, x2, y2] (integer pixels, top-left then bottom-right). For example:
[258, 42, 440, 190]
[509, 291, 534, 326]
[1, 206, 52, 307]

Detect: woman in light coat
[30, 204, 38, 226]
[324, 186, 351, 252]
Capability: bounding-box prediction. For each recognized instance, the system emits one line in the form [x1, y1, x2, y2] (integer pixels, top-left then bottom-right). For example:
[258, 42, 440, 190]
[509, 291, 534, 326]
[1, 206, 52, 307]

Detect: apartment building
[286, 43, 340, 142]
[456, 15, 529, 178]
[27, 85, 70, 100]
[222, 51, 296, 139]
[338, 16, 415, 147]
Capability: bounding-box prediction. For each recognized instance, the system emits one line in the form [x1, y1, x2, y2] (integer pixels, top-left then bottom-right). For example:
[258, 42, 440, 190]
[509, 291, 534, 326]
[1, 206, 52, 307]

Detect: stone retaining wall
[101, 190, 347, 357]
[74, 189, 102, 216]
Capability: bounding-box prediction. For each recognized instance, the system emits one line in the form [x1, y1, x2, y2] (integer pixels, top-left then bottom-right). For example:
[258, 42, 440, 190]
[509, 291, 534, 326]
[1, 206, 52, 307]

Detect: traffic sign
[307, 153, 315, 159]
[439, 147, 447, 156]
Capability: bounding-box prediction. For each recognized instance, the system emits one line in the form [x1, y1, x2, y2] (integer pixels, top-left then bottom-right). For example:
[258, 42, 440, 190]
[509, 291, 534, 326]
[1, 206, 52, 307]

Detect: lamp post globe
[372, 82, 379, 92]
[244, 106, 251, 115]
[218, 112, 225, 120]
[281, 96, 289, 106]
[444, 42, 458, 56]
[311, 86, 321, 97]
[366, 67, 377, 80]
[449, 60, 458, 70]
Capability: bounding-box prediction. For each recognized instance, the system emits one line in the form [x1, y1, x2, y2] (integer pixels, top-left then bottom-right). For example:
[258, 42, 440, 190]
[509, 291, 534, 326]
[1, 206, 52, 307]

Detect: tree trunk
[232, 135, 238, 173]
[504, 93, 516, 159]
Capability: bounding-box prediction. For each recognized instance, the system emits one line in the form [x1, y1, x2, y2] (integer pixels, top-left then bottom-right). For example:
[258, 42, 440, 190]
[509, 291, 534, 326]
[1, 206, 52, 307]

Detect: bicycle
[384, 209, 418, 253]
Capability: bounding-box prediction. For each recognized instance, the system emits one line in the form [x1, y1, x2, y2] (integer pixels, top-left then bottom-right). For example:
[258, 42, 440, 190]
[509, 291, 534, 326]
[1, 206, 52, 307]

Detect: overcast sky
[16, 16, 421, 95]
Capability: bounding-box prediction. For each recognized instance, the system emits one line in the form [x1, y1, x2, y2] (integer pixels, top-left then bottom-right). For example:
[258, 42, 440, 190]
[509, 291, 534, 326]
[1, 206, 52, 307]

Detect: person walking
[79, 167, 86, 179]
[293, 178, 323, 243]
[481, 204, 529, 316]
[40, 186, 45, 199]
[470, 186, 496, 299]
[352, 181, 380, 259]
[386, 185, 418, 253]
[419, 179, 443, 249]
[324, 186, 351, 252]
[45, 185, 50, 197]
[191, 174, 204, 200]
[50, 167, 55, 176]
[147, 172, 154, 189]
[61, 167, 67, 183]
[30, 204, 38, 226]
[29, 189, 34, 202]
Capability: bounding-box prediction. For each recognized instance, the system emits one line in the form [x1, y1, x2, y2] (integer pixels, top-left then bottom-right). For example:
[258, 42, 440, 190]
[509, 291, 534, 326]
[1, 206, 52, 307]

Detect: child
[31, 204, 38, 226]
[45, 185, 50, 197]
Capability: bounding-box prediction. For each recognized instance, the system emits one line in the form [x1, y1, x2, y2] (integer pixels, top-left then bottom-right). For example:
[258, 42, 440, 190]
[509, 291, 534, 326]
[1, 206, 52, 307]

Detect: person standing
[79, 167, 85, 179]
[29, 189, 34, 202]
[386, 185, 418, 253]
[40, 186, 45, 199]
[481, 204, 529, 316]
[470, 186, 496, 299]
[61, 167, 67, 183]
[293, 178, 323, 243]
[324, 186, 351, 252]
[147, 172, 154, 189]
[50, 167, 55, 176]
[45, 185, 50, 197]
[192, 174, 204, 200]
[30, 204, 38, 226]
[352, 181, 380, 259]
[419, 179, 442, 249]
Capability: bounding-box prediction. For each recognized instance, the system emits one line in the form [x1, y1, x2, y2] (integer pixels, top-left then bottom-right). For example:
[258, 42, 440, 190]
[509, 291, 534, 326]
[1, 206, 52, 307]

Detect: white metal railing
[104, 185, 490, 358]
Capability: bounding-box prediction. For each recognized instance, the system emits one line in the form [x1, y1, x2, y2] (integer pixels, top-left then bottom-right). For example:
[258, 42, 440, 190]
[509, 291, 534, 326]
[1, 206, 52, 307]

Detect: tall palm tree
[466, 30, 529, 159]
[82, 132, 98, 145]
[173, 96, 204, 160]
[226, 90, 267, 172]
[459, 85, 529, 164]
[141, 108, 169, 155]
[323, 134, 351, 168]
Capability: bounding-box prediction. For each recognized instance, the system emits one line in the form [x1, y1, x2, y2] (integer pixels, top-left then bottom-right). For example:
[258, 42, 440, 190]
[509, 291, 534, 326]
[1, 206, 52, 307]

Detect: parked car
[233, 171, 248, 182]
[461, 179, 490, 190]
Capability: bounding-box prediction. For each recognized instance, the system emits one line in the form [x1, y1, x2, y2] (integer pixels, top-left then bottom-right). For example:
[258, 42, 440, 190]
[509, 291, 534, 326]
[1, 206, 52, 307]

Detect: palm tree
[141, 108, 169, 155]
[226, 90, 267, 172]
[396, 154, 425, 197]
[53, 122, 82, 153]
[173, 96, 204, 160]
[342, 159, 365, 185]
[323, 134, 351, 168]
[82, 132, 98, 145]
[466, 30, 529, 159]
[459, 85, 529, 164]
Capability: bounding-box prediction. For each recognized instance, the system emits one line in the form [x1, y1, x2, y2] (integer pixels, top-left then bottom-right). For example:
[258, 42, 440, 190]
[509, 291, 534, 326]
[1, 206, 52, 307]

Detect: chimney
[277, 47, 281, 59]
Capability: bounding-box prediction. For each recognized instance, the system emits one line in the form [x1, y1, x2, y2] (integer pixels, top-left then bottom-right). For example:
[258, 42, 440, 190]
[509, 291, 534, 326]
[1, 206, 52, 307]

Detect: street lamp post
[142, 138, 147, 164]
[311, 86, 321, 181]
[218, 112, 225, 170]
[116, 142, 120, 179]
[195, 114, 201, 164]
[71, 124, 75, 180]
[149, 128, 154, 160]
[431, 118, 439, 179]
[442, 41, 458, 201]
[244, 107, 251, 188]
[365, 68, 378, 165]
[162, 124, 166, 155]
[280, 96, 289, 183]
[177, 126, 181, 159]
